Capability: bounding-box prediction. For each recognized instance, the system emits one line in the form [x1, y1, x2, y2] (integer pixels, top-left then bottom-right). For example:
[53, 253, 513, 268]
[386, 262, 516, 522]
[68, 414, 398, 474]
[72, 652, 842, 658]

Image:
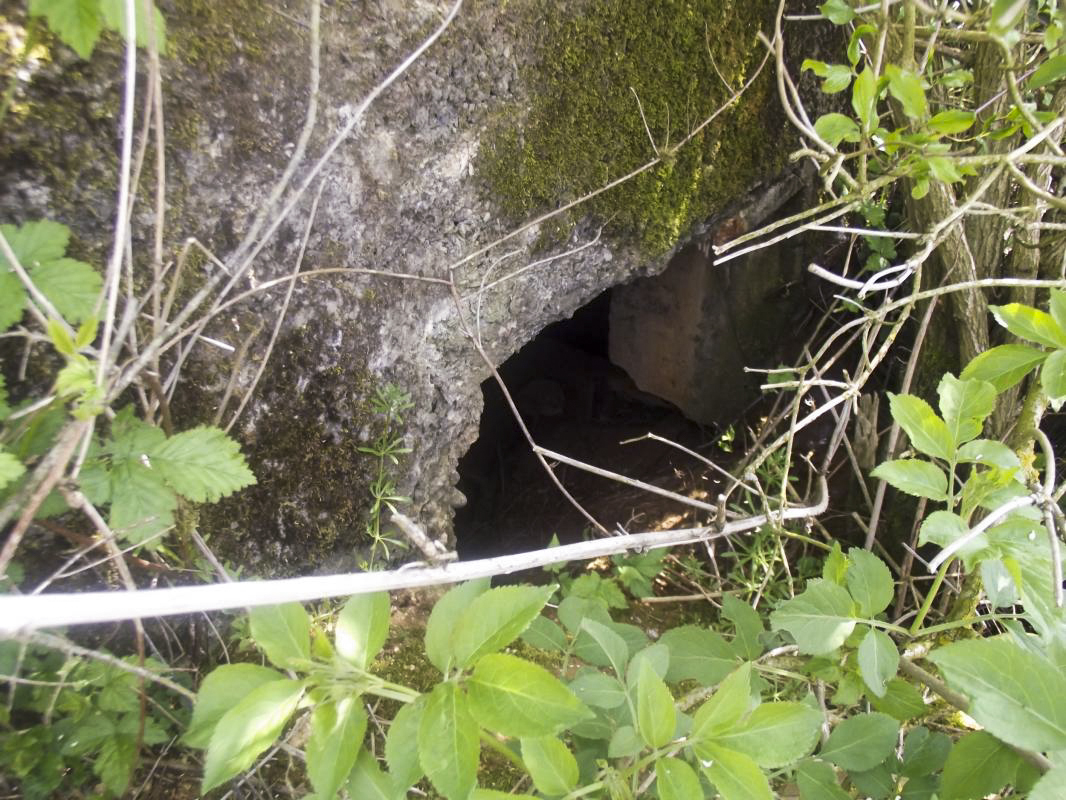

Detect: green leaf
[928, 110, 976, 134]
[521, 735, 579, 796]
[770, 580, 856, 655]
[108, 461, 177, 544]
[857, 628, 899, 698]
[385, 696, 425, 790]
[819, 712, 899, 772]
[722, 594, 765, 660]
[870, 459, 948, 501]
[885, 64, 927, 119]
[822, 542, 848, 584]
[819, 0, 854, 25]
[851, 67, 878, 132]
[0, 270, 27, 331]
[900, 726, 951, 778]
[795, 758, 851, 800]
[713, 702, 823, 768]
[608, 724, 643, 758]
[183, 664, 286, 748]
[98, 0, 167, 53]
[869, 678, 927, 721]
[1051, 290, 1066, 332]
[702, 743, 773, 800]
[418, 683, 478, 800]
[335, 592, 390, 669]
[522, 615, 567, 652]
[656, 757, 702, 800]
[1041, 349, 1066, 404]
[887, 393, 954, 460]
[939, 731, 1022, 800]
[0, 449, 26, 492]
[928, 636, 1066, 752]
[847, 25, 876, 66]
[660, 625, 737, 686]
[424, 579, 490, 672]
[626, 642, 670, 686]
[690, 663, 753, 749]
[989, 0, 1028, 37]
[29, 0, 103, 58]
[568, 668, 626, 708]
[956, 439, 1019, 468]
[0, 220, 69, 266]
[1028, 765, 1066, 800]
[846, 549, 894, 617]
[202, 678, 305, 793]
[307, 697, 367, 800]
[468, 653, 591, 737]
[147, 426, 255, 502]
[577, 618, 630, 676]
[30, 258, 101, 324]
[961, 344, 1046, 391]
[815, 112, 860, 148]
[48, 317, 76, 356]
[938, 374, 996, 447]
[452, 584, 554, 668]
[992, 302, 1066, 349]
[249, 603, 311, 670]
[347, 749, 402, 800]
[636, 659, 676, 748]
[920, 510, 984, 566]
[471, 791, 535, 800]
[927, 156, 964, 184]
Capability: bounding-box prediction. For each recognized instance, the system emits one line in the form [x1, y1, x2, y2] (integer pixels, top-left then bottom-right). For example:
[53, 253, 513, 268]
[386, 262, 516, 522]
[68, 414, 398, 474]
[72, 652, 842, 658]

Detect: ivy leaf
[928, 637, 1066, 752]
[249, 603, 311, 670]
[961, 344, 1046, 391]
[307, 697, 367, 800]
[771, 580, 856, 655]
[202, 679, 305, 793]
[451, 584, 554, 668]
[29, 0, 103, 58]
[521, 736, 579, 797]
[885, 64, 928, 119]
[870, 459, 948, 501]
[659, 625, 737, 686]
[819, 712, 899, 772]
[991, 302, 1066, 349]
[0, 449, 26, 492]
[335, 592, 390, 670]
[846, 549, 894, 617]
[939, 731, 1023, 800]
[712, 702, 823, 768]
[938, 374, 996, 447]
[183, 664, 286, 748]
[887, 393, 954, 461]
[467, 653, 591, 738]
[702, 744, 773, 800]
[656, 757, 702, 800]
[636, 659, 676, 748]
[0, 270, 28, 331]
[146, 426, 255, 502]
[30, 258, 101, 324]
[857, 628, 899, 698]
[419, 682, 478, 800]
[424, 579, 490, 672]
[98, 0, 167, 53]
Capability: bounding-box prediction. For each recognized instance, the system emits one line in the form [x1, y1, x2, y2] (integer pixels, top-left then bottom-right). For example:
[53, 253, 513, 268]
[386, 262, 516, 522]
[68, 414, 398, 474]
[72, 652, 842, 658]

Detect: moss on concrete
[479, 0, 782, 254]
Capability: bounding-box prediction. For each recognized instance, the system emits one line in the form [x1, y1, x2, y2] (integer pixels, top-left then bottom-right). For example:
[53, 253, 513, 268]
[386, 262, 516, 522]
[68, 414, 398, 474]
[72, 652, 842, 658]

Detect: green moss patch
[480, 0, 782, 253]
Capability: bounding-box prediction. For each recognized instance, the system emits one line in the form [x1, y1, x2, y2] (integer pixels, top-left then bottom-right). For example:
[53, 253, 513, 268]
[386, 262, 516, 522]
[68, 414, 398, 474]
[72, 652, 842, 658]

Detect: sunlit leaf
[307, 698, 367, 800]
[857, 628, 898, 698]
[249, 603, 310, 670]
[468, 653, 591, 738]
[335, 592, 390, 669]
[771, 580, 856, 655]
[418, 683, 478, 800]
[819, 712, 899, 772]
[887, 393, 954, 460]
[521, 736, 579, 796]
[870, 459, 948, 501]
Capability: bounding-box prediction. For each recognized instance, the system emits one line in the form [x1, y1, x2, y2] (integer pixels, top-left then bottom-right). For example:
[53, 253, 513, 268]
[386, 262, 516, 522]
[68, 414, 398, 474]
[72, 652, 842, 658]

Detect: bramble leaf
[31, 258, 101, 324]
[146, 426, 255, 502]
[0, 220, 69, 266]
[108, 461, 176, 544]
[0, 270, 27, 331]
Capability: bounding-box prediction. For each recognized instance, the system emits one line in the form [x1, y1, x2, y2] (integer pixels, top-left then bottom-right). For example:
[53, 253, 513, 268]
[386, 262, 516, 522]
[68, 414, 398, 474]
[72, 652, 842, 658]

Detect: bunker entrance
[454, 290, 714, 560]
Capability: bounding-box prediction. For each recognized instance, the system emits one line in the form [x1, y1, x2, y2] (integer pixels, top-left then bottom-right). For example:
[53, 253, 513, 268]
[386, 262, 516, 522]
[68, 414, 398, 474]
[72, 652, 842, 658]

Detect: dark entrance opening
[454, 289, 713, 560]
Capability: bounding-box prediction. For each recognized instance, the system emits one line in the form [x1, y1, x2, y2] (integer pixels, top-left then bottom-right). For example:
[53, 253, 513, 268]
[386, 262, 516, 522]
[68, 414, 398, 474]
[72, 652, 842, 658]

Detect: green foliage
[358, 383, 414, 566]
[28, 0, 166, 59]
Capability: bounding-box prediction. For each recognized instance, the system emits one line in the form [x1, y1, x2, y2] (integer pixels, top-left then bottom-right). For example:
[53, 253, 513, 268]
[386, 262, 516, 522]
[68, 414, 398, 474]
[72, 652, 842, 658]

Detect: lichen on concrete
[479, 0, 782, 254]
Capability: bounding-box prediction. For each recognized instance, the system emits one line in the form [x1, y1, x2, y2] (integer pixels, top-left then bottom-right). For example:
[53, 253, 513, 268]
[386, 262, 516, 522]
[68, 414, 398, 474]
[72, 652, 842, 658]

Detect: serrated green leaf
[608, 724, 643, 759]
[795, 758, 851, 800]
[819, 712, 899, 772]
[870, 459, 948, 501]
[386, 696, 425, 790]
[702, 743, 773, 800]
[956, 439, 1019, 468]
[521, 735, 579, 796]
[722, 594, 765, 660]
[857, 628, 898, 698]
[852, 67, 878, 132]
[636, 659, 676, 748]
[660, 625, 736, 686]
[98, 0, 168, 53]
[0, 220, 69, 266]
[822, 542, 848, 584]
[713, 702, 822, 768]
[920, 510, 987, 567]
[819, 0, 854, 25]
[307, 697, 367, 800]
[771, 580, 856, 655]
[939, 731, 1022, 800]
[347, 748, 402, 800]
[556, 593, 611, 632]
[335, 592, 390, 669]
[928, 637, 1066, 752]
[846, 549, 894, 617]
[626, 642, 670, 687]
[888, 393, 954, 460]
[31, 0, 102, 57]
[577, 618, 630, 676]
[929, 110, 976, 134]
[47, 317, 76, 356]
[885, 64, 927, 119]
[183, 664, 286, 749]
[656, 757, 702, 800]
[900, 726, 951, 778]
[75, 315, 99, 348]
[690, 663, 753, 751]
[0, 449, 26, 491]
[1041, 349, 1066, 403]
[108, 461, 176, 544]
[452, 584, 554, 668]
[468, 653, 591, 737]
[0, 270, 27, 331]
[249, 603, 310, 670]
[992, 302, 1066, 349]
[419, 683, 478, 800]
[568, 669, 626, 709]
[522, 615, 566, 652]
[146, 426, 255, 502]
[938, 374, 996, 447]
[424, 579, 490, 672]
[31, 258, 102, 324]
[870, 678, 927, 720]
[202, 678, 305, 792]
[961, 344, 1046, 391]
